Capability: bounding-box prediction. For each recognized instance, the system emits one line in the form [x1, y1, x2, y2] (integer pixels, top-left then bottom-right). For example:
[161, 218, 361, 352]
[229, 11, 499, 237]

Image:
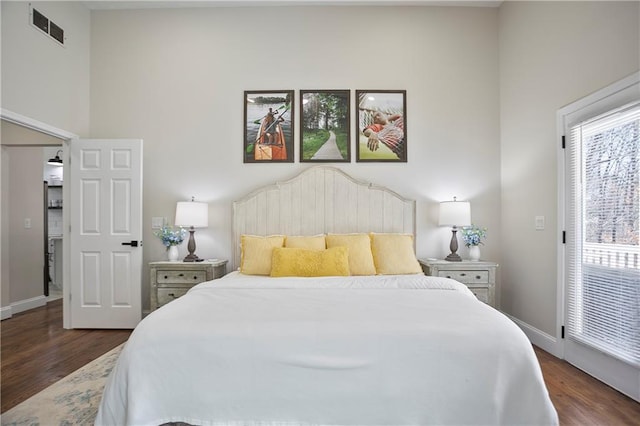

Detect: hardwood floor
[1, 300, 639, 424]
[535, 347, 640, 425]
[1, 299, 131, 413]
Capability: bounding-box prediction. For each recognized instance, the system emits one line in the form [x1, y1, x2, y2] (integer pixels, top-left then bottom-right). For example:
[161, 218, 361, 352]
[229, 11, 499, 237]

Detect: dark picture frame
[300, 90, 351, 163]
[244, 90, 294, 163]
[356, 90, 407, 162]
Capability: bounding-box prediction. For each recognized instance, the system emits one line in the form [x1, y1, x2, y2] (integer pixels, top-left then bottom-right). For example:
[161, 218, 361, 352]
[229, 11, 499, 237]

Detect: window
[567, 102, 640, 367]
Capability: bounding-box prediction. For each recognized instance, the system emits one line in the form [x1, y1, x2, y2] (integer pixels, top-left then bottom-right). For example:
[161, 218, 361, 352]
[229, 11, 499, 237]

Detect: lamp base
[445, 227, 462, 262]
[444, 253, 463, 262]
[182, 253, 201, 262]
[182, 228, 201, 262]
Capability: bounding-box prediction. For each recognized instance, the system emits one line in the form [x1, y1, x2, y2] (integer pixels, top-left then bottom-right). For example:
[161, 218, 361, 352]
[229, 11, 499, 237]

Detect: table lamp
[439, 197, 471, 262]
[175, 197, 209, 262]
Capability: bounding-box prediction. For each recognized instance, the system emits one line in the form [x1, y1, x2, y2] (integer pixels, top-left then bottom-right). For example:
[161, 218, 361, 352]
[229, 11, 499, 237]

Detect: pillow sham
[240, 235, 285, 275]
[284, 235, 326, 250]
[370, 232, 422, 275]
[270, 247, 350, 277]
[325, 233, 376, 276]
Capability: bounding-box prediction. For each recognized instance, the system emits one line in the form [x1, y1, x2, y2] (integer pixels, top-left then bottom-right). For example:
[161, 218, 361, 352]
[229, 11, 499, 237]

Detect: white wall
[1, 1, 91, 136]
[499, 1, 639, 342]
[6, 147, 45, 304]
[90, 6, 501, 310]
[1, 120, 65, 146]
[1, 147, 9, 317]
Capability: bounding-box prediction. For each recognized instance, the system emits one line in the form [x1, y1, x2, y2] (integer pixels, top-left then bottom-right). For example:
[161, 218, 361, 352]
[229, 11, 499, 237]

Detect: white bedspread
[96, 273, 558, 425]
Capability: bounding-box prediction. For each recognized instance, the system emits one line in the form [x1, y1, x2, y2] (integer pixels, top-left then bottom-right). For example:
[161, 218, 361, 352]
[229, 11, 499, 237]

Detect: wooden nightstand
[419, 258, 498, 307]
[150, 260, 228, 311]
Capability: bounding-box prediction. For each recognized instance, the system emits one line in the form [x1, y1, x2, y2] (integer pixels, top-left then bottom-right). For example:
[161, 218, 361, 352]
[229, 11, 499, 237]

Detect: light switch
[151, 217, 165, 229]
[535, 216, 545, 230]
[24, 218, 31, 229]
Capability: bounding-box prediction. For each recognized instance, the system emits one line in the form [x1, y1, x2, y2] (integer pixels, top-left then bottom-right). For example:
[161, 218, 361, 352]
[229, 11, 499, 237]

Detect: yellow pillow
[270, 247, 350, 277]
[370, 233, 422, 275]
[240, 235, 285, 275]
[284, 235, 326, 250]
[325, 233, 376, 276]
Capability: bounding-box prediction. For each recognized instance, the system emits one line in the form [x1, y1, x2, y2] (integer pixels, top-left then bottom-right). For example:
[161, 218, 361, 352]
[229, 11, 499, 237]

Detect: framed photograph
[300, 90, 350, 162]
[244, 90, 294, 163]
[356, 90, 407, 162]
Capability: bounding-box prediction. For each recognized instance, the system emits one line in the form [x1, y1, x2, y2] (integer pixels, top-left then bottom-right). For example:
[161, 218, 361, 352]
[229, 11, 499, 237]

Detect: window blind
[566, 102, 640, 368]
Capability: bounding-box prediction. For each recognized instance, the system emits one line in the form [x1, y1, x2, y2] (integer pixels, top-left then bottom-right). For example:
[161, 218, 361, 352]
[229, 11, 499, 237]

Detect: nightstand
[419, 258, 498, 307]
[150, 260, 228, 311]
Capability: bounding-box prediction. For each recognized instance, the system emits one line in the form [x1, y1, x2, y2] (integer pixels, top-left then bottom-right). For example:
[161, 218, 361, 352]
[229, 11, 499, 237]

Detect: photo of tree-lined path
[301, 91, 350, 162]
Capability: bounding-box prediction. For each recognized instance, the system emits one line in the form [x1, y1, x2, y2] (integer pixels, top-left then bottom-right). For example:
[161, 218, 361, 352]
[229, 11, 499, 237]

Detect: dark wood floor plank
[1, 299, 131, 413]
[1, 300, 639, 424]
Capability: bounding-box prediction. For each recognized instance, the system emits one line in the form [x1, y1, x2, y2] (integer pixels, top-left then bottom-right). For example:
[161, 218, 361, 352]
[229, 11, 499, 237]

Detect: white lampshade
[439, 199, 471, 227]
[175, 200, 209, 228]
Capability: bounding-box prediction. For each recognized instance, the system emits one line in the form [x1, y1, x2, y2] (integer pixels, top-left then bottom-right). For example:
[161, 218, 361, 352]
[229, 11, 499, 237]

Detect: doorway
[559, 72, 639, 402]
[0, 116, 73, 321]
[1, 111, 143, 329]
[44, 146, 64, 302]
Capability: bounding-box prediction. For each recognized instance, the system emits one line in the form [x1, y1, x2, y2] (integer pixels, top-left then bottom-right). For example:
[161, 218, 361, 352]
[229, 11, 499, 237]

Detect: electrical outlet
[151, 217, 165, 229]
[535, 216, 545, 230]
[24, 218, 31, 229]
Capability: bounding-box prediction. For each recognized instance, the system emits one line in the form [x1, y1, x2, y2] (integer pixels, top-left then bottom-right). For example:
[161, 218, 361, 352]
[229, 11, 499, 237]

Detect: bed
[96, 167, 558, 426]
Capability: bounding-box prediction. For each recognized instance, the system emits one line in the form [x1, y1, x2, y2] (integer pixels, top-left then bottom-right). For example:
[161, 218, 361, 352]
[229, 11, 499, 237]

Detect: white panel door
[69, 139, 143, 328]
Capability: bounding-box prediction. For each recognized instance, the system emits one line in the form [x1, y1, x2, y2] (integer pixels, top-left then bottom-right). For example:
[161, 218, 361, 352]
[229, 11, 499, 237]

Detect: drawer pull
[179, 273, 184, 277]
[446, 275, 451, 278]
[193, 276, 198, 280]
[476, 275, 482, 279]
[168, 293, 175, 298]
[164, 275, 168, 279]
[460, 273, 466, 276]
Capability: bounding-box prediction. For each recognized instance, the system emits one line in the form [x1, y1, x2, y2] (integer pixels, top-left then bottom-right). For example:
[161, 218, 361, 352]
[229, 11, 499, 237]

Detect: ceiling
[82, 0, 503, 10]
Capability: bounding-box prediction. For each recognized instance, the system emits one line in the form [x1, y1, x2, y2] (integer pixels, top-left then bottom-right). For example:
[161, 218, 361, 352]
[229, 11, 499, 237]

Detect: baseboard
[0, 305, 12, 320]
[504, 313, 561, 358]
[11, 295, 47, 315]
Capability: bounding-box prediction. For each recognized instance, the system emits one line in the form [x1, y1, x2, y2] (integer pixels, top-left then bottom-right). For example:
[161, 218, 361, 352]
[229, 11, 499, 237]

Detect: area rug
[1, 343, 124, 426]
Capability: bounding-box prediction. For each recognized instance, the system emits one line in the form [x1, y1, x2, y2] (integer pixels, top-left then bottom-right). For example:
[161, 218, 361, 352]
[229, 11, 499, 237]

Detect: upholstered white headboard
[232, 166, 415, 270]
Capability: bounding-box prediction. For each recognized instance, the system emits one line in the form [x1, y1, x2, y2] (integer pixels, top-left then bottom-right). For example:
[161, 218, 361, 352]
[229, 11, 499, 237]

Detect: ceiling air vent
[30, 5, 65, 46]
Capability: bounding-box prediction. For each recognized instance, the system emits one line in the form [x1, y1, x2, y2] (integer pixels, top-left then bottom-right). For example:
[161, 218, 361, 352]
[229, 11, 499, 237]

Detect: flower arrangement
[461, 224, 487, 247]
[154, 225, 187, 248]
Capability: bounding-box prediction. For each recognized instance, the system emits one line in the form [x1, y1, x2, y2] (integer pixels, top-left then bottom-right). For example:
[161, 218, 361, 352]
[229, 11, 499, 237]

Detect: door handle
[121, 240, 139, 247]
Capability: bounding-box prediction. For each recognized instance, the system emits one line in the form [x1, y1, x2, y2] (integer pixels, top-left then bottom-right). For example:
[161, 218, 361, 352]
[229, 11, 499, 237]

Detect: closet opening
[44, 146, 64, 302]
